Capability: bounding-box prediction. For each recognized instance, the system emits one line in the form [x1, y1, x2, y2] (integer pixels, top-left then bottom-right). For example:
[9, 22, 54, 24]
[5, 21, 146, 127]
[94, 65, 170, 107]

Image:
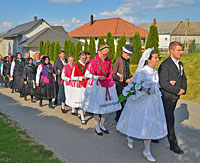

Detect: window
[165, 38, 167, 41]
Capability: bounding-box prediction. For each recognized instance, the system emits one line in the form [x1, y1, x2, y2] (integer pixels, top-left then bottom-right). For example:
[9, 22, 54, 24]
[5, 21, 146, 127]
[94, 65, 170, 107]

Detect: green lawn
[130, 53, 200, 103]
[0, 112, 60, 163]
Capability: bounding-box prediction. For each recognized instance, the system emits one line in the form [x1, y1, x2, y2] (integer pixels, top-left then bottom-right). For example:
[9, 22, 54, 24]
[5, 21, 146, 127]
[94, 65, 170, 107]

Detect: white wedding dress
[116, 65, 168, 139]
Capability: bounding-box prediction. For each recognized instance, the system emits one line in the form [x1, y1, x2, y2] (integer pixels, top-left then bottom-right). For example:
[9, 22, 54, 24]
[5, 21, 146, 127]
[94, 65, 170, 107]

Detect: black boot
[39, 100, 42, 107]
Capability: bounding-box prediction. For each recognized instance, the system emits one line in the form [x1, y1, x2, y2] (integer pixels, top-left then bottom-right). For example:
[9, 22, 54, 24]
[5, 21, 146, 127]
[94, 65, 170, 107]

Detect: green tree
[67, 40, 72, 56]
[188, 39, 196, 54]
[76, 41, 82, 58]
[45, 40, 50, 57]
[39, 40, 44, 55]
[145, 25, 159, 55]
[106, 32, 115, 61]
[64, 39, 68, 58]
[54, 41, 61, 61]
[84, 39, 89, 52]
[116, 34, 126, 58]
[43, 42, 47, 55]
[131, 32, 142, 64]
[70, 42, 76, 61]
[49, 41, 55, 61]
[98, 37, 105, 50]
[89, 37, 96, 58]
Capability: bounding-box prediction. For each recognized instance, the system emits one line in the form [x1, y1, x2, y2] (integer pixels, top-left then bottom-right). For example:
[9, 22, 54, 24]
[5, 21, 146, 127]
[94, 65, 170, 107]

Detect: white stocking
[79, 109, 85, 121]
[62, 102, 65, 109]
[144, 140, 151, 154]
[72, 107, 75, 113]
[94, 114, 101, 133]
[100, 114, 107, 130]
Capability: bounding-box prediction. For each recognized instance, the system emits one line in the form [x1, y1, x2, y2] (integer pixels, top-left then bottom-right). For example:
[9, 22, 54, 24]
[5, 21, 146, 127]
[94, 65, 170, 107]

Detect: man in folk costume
[82, 44, 121, 136]
[67, 52, 88, 124]
[62, 55, 75, 114]
[113, 44, 134, 122]
[10, 52, 25, 96]
[54, 50, 68, 106]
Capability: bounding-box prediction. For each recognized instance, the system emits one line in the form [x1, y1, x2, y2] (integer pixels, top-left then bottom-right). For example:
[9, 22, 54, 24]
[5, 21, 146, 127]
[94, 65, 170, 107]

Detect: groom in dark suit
[54, 50, 67, 105]
[158, 41, 187, 154]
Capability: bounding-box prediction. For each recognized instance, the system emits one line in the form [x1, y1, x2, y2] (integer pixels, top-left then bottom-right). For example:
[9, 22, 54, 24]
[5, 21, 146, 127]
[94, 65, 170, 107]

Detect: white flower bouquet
[118, 81, 154, 103]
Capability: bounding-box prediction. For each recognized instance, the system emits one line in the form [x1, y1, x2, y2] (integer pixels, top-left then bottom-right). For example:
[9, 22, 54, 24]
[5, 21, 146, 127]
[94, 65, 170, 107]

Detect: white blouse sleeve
[0, 63, 3, 74]
[85, 70, 98, 81]
[61, 68, 70, 81]
[10, 61, 15, 76]
[71, 66, 83, 81]
[36, 64, 42, 83]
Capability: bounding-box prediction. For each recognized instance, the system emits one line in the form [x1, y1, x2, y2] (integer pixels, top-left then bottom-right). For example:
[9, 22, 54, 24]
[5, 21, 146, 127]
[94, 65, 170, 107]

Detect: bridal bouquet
[118, 81, 154, 103]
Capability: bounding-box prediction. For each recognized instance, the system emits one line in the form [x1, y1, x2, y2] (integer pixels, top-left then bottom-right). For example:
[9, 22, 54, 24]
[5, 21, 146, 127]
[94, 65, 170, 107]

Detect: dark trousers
[162, 98, 178, 147]
[115, 83, 127, 121]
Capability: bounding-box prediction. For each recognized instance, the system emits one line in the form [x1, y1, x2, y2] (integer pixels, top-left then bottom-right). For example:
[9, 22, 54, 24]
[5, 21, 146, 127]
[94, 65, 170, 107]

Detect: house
[68, 15, 149, 49]
[171, 19, 200, 44]
[0, 33, 4, 56]
[139, 19, 181, 50]
[1, 17, 79, 57]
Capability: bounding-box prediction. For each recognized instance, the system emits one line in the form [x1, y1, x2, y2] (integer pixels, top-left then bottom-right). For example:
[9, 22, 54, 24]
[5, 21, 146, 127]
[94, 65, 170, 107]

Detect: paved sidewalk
[0, 87, 199, 163]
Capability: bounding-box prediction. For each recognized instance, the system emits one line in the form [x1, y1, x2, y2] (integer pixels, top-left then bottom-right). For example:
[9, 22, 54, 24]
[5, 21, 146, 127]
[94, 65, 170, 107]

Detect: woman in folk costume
[36, 56, 56, 108]
[10, 52, 25, 96]
[82, 44, 121, 136]
[23, 57, 36, 102]
[59, 55, 75, 113]
[66, 52, 88, 125]
[116, 48, 167, 162]
[0, 56, 10, 87]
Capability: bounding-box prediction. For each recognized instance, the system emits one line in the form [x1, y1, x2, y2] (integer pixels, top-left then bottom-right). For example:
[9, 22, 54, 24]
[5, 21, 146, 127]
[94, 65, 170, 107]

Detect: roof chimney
[90, 14, 94, 25]
[153, 18, 156, 25]
[34, 16, 37, 21]
[185, 18, 189, 28]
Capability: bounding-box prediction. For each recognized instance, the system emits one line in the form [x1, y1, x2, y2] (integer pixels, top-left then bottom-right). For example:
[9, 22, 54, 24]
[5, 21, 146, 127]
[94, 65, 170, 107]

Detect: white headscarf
[133, 47, 154, 80]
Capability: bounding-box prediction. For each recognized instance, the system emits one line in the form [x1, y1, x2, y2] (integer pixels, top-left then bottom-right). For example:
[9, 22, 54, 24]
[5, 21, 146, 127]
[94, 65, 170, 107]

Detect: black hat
[122, 44, 134, 55]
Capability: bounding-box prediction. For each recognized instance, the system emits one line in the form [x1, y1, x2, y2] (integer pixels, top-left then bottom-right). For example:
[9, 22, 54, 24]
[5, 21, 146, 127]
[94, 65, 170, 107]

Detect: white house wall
[3, 39, 14, 55]
[159, 34, 170, 49]
[22, 21, 50, 41]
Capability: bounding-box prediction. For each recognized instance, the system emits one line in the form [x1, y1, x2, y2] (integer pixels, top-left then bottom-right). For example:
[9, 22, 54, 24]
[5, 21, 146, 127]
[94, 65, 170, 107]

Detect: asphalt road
[0, 87, 199, 163]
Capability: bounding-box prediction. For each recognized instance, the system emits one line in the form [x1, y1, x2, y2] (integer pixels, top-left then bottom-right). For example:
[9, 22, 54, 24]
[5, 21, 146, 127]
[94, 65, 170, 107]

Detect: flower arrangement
[118, 81, 154, 103]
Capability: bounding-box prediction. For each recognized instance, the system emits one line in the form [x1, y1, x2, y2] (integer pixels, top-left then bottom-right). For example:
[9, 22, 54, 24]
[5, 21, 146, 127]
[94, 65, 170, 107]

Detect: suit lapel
[168, 57, 181, 81]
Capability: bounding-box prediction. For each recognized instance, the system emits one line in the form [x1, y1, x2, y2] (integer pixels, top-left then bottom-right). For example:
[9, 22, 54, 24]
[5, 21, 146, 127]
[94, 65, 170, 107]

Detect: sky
[0, 0, 200, 33]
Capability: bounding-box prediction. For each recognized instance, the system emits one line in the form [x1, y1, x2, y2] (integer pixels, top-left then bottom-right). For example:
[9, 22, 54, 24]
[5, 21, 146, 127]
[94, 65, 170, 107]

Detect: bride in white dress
[116, 48, 167, 162]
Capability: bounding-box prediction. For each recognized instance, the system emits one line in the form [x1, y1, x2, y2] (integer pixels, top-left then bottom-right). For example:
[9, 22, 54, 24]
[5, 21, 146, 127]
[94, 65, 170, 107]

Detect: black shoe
[20, 94, 23, 98]
[39, 101, 42, 107]
[61, 108, 67, 113]
[71, 112, 76, 115]
[81, 120, 86, 125]
[100, 127, 109, 134]
[95, 130, 103, 136]
[152, 140, 159, 143]
[170, 145, 184, 154]
[114, 117, 119, 122]
[11, 90, 14, 93]
[24, 96, 27, 101]
[49, 104, 54, 109]
[31, 99, 36, 103]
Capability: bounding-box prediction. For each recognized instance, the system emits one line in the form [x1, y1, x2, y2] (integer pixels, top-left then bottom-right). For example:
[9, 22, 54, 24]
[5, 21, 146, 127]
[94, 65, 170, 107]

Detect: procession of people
[0, 41, 187, 162]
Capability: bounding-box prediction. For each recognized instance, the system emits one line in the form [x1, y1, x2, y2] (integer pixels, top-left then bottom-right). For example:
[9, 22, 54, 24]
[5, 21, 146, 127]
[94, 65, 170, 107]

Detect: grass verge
[0, 112, 61, 163]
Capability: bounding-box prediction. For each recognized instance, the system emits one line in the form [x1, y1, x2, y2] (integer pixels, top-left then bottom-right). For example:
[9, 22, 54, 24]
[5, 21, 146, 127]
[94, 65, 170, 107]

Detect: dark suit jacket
[54, 58, 67, 84]
[158, 57, 187, 101]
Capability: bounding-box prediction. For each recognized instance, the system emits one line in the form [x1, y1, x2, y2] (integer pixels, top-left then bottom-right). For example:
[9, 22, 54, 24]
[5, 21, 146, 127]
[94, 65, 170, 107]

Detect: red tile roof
[68, 17, 148, 38]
